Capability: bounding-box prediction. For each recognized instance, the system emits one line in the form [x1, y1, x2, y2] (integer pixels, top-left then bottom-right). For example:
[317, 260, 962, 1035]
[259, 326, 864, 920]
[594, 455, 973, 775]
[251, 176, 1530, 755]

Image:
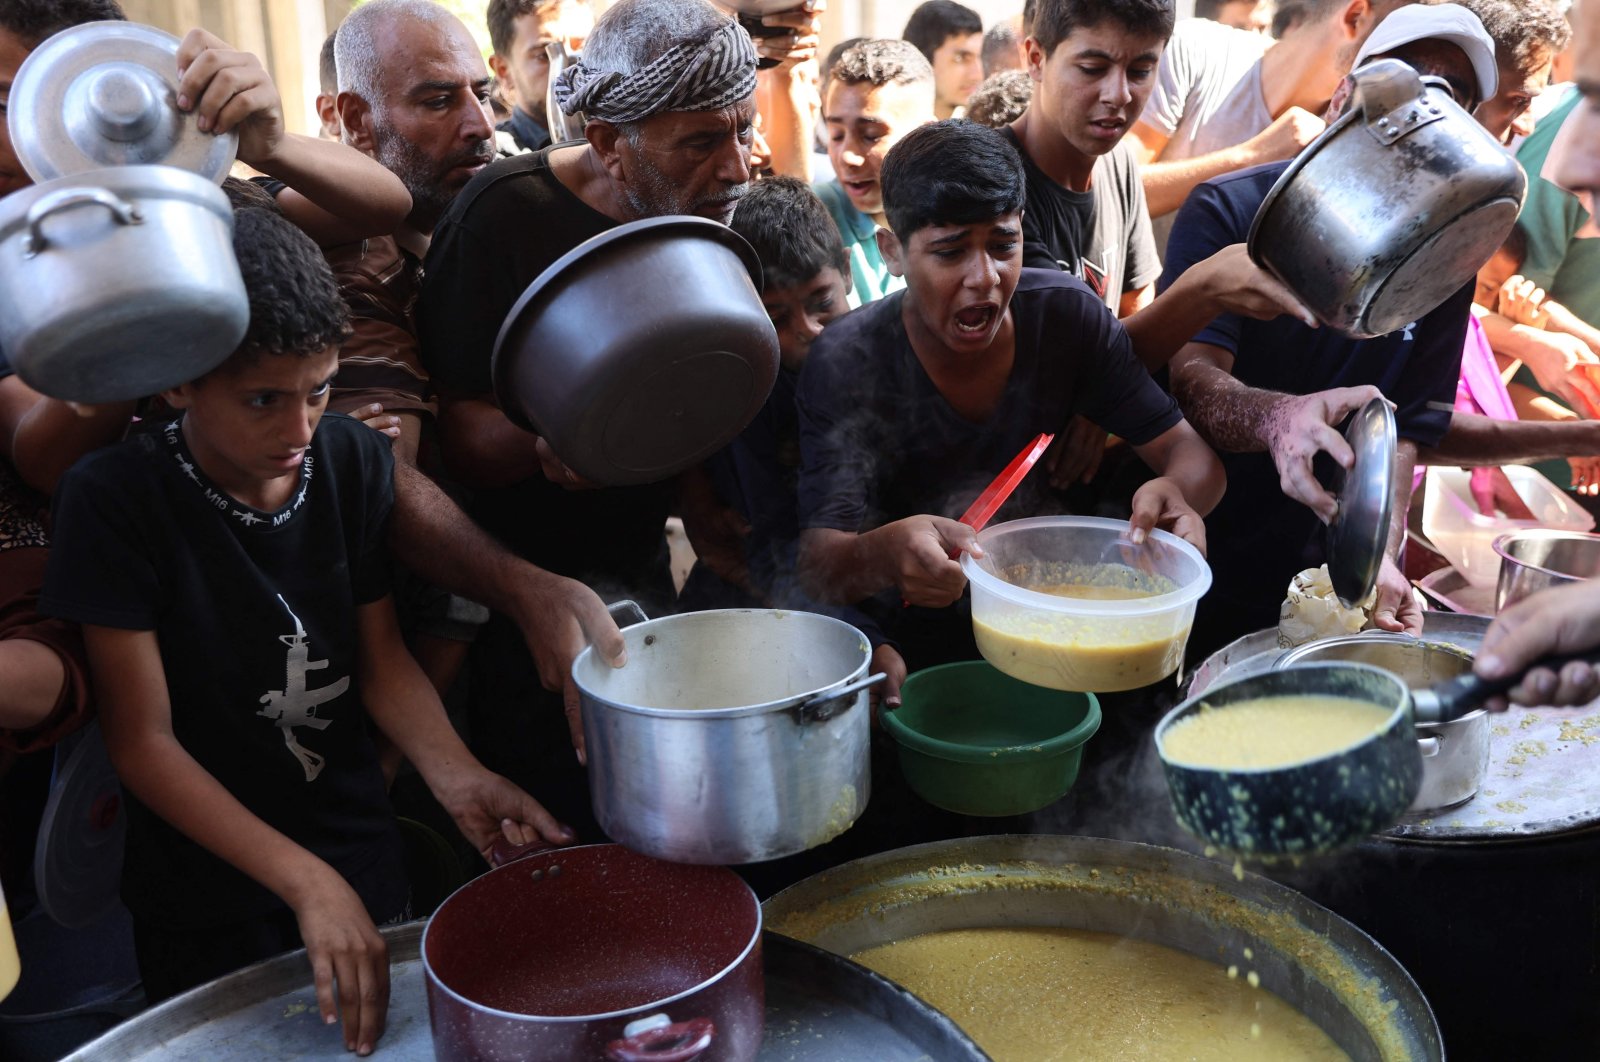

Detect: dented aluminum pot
[1249, 58, 1526, 339]
[572, 608, 880, 865]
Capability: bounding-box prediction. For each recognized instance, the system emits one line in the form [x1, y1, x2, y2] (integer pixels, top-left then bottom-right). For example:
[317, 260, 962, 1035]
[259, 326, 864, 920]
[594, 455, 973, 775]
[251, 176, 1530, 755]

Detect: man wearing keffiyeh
[414, 0, 761, 844]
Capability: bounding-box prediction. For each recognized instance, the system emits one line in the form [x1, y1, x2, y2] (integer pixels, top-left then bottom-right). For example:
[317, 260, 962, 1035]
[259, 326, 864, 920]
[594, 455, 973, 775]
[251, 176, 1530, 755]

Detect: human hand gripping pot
[1260, 385, 1386, 524]
[1477, 580, 1600, 708]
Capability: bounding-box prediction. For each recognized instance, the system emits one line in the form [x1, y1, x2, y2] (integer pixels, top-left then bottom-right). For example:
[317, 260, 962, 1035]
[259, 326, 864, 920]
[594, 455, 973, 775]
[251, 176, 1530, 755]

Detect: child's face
[825, 79, 936, 219]
[881, 213, 1023, 355]
[166, 346, 340, 508]
[1027, 21, 1164, 163]
[1474, 245, 1520, 308]
[762, 267, 850, 371]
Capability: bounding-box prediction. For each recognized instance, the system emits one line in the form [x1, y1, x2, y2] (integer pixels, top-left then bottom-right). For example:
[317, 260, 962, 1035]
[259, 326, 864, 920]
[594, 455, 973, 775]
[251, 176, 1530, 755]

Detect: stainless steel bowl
[1493, 529, 1600, 610]
[1276, 633, 1488, 812]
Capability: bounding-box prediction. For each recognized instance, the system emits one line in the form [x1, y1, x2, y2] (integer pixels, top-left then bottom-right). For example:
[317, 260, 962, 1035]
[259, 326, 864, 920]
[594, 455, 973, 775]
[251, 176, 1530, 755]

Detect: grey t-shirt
[1004, 130, 1162, 310]
[1139, 17, 1273, 248]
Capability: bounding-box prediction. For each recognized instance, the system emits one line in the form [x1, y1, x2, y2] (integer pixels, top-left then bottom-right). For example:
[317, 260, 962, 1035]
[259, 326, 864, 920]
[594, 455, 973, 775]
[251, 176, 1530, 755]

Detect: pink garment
[1413, 316, 1516, 499]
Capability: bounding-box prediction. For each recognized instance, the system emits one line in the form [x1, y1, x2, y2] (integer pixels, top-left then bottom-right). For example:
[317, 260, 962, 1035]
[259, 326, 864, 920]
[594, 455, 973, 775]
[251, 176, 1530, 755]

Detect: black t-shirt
[41, 413, 405, 931]
[799, 269, 1181, 533]
[1002, 129, 1162, 311]
[796, 270, 1181, 666]
[416, 149, 672, 594]
[1159, 162, 1470, 627]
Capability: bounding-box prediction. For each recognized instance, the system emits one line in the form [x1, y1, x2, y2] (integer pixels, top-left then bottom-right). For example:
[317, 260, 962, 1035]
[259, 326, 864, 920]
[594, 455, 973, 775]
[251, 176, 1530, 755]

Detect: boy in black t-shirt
[795, 120, 1225, 668]
[42, 210, 571, 1057]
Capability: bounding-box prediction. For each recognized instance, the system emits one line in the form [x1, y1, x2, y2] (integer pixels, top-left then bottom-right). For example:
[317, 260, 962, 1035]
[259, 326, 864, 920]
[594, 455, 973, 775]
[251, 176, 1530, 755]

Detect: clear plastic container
[1421, 466, 1595, 588]
[961, 516, 1212, 693]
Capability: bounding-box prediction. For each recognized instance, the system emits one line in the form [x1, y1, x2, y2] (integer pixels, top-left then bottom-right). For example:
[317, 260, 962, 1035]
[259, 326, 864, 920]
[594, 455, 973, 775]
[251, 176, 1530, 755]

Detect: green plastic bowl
[884, 660, 1102, 816]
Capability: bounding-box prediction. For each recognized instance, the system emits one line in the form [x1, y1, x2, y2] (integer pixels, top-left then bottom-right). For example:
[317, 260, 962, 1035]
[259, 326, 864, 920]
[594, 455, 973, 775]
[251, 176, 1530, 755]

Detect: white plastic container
[962, 516, 1212, 693]
[1421, 466, 1595, 587]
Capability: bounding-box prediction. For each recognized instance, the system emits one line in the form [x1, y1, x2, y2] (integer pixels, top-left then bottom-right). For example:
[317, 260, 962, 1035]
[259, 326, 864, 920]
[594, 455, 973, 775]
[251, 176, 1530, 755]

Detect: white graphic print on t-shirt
[257, 594, 349, 782]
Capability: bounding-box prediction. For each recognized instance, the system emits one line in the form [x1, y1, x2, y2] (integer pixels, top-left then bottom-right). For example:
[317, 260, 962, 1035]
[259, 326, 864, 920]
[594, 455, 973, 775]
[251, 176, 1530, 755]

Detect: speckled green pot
[1155, 663, 1422, 857]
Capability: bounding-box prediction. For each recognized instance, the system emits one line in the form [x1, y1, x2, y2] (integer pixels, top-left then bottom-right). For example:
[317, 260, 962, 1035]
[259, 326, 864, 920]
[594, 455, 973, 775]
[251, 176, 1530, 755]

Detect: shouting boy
[795, 120, 1223, 669]
[41, 209, 570, 1056]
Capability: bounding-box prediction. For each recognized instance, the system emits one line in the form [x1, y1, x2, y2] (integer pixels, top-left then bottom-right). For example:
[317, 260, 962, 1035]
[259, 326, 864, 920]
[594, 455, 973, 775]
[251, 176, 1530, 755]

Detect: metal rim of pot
[1491, 528, 1600, 581]
[489, 214, 766, 438]
[1273, 632, 1485, 725]
[571, 609, 883, 722]
[420, 843, 763, 1025]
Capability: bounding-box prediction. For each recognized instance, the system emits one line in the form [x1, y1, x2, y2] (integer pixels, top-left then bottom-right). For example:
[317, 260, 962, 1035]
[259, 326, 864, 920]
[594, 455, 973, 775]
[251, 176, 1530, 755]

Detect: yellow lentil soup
[852, 926, 1348, 1061]
[1163, 695, 1394, 770]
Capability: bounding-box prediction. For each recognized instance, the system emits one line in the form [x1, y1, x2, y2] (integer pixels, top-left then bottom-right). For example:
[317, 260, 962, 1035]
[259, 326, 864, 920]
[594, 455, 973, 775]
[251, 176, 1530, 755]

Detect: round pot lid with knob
[9, 20, 238, 184]
[1325, 396, 1396, 608]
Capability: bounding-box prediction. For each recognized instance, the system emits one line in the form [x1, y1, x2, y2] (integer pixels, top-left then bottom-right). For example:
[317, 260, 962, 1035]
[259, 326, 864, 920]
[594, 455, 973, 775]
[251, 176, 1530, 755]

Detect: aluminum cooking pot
[572, 607, 880, 865]
[492, 215, 780, 486]
[0, 165, 247, 403]
[1493, 528, 1600, 610]
[1249, 58, 1526, 339]
[423, 843, 764, 1062]
[764, 835, 1443, 1061]
[1275, 633, 1488, 812]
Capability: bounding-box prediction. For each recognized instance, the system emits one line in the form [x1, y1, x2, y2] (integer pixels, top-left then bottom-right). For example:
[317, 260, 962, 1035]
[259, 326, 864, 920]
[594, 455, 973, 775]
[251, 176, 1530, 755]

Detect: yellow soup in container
[964, 518, 1212, 693]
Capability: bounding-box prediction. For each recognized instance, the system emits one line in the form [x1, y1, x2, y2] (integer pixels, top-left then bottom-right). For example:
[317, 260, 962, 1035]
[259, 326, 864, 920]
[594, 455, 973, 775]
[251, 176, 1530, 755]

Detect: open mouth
[953, 305, 996, 335]
[843, 179, 876, 198]
[1089, 117, 1126, 136]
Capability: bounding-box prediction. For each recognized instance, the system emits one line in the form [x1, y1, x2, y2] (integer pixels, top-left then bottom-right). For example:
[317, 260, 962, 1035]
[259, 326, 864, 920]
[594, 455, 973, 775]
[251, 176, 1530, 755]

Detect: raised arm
[797, 518, 978, 607]
[9, 393, 136, 494]
[1417, 409, 1600, 465]
[85, 624, 390, 1055]
[176, 28, 411, 245]
[1131, 108, 1325, 218]
[750, 2, 825, 182]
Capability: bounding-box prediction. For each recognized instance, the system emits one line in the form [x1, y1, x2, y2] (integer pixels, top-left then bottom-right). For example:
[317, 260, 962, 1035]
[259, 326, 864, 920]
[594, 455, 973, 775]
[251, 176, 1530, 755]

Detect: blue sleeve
[1157, 178, 1251, 355]
[1390, 284, 1472, 447]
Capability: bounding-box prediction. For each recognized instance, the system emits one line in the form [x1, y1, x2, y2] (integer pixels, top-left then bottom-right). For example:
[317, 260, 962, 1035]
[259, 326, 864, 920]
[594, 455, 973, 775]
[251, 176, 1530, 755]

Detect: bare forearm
[1163, 435, 1226, 516]
[11, 398, 135, 493]
[1388, 442, 1417, 561]
[358, 607, 476, 782]
[1545, 302, 1600, 352]
[758, 69, 816, 183]
[798, 528, 893, 603]
[437, 397, 543, 488]
[108, 729, 330, 905]
[1169, 354, 1281, 453]
[388, 460, 532, 618]
[1123, 270, 1224, 371]
[254, 133, 411, 246]
[1141, 144, 1256, 217]
[1419, 411, 1600, 465]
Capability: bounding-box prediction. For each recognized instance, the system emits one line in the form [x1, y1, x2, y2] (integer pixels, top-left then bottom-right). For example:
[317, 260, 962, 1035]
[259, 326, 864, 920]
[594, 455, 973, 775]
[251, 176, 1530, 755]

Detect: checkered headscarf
[553, 17, 757, 124]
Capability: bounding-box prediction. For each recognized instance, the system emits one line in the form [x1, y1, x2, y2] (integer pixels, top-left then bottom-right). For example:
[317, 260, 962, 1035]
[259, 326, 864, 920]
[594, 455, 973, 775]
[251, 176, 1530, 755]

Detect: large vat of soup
[764, 835, 1440, 1062]
[963, 517, 1211, 692]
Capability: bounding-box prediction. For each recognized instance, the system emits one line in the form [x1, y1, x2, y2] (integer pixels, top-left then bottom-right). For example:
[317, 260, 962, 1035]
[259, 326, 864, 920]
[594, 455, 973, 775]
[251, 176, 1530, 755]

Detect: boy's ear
[162, 383, 195, 410]
[876, 227, 906, 278]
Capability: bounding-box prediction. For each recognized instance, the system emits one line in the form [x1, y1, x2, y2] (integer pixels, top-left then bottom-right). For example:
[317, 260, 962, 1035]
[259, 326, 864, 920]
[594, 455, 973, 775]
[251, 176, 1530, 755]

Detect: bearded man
[414, 0, 758, 839]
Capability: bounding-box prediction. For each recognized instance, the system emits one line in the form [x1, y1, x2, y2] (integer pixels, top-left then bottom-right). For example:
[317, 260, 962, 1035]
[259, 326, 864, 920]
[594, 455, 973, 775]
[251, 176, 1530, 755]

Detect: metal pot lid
[9, 20, 238, 184]
[1325, 396, 1396, 608]
[32, 722, 126, 930]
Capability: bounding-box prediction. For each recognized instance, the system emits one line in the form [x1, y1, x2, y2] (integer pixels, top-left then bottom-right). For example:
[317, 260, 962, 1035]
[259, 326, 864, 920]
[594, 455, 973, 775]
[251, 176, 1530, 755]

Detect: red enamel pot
[422, 844, 764, 1061]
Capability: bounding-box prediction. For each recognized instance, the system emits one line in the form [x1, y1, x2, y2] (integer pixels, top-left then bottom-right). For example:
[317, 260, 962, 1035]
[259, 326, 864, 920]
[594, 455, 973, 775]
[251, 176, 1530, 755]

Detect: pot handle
[1350, 58, 1449, 146]
[605, 1015, 715, 1062]
[1418, 736, 1441, 757]
[793, 671, 887, 724]
[486, 837, 562, 867]
[23, 187, 142, 257]
[608, 599, 649, 628]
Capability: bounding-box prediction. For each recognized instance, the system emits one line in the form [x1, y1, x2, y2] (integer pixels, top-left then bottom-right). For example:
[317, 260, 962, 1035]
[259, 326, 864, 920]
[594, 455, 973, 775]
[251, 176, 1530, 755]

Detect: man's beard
[373, 126, 488, 229]
[621, 148, 747, 223]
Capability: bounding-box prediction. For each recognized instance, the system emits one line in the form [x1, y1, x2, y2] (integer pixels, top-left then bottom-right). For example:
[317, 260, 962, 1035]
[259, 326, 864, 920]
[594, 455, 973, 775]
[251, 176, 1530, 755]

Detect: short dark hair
[221, 176, 284, 214]
[965, 70, 1034, 127]
[318, 30, 338, 96]
[903, 0, 983, 62]
[487, 0, 563, 58]
[0, 0, 124, 48]
[229, 208, 351, 362]
[1031, 0, 1175, 56]
[982, 21, 1021, 73]
[1022, 0, 1039, 38]
[881, 119, 1025, 239]
[830, 38, 936, 89]
[1456, 0, 1570, 75]
[730, 177, 850, 292]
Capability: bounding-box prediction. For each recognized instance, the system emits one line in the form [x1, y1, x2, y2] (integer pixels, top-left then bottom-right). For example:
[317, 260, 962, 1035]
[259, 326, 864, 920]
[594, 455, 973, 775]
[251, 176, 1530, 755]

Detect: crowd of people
[4, 0, 1600, 1053]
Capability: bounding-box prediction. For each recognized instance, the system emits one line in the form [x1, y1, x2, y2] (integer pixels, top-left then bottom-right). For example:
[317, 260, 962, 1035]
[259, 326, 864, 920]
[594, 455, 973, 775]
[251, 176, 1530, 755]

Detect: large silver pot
[492, 216, 780, 486]
[0, 165, 246, 402]
[1493, 528, 1600, 610]
[1276, 633, 1489, 812]
[764, 835, 1442, 1061]
[1249, 58, 1526, 339]
[572, 609, 879, 864]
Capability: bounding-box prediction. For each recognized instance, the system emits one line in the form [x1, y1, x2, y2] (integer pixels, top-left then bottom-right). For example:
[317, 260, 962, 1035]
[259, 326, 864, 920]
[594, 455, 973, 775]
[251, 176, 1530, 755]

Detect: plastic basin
[1421, 465, 1594, 587]
[883, 661, 1101, 816]
[961, 516, 1211, 692]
